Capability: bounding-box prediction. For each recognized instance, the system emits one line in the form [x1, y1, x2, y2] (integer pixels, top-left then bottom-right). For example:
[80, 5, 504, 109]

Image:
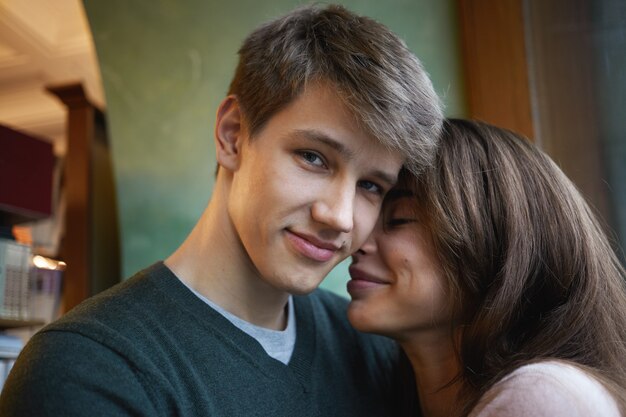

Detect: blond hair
[229, 4, 443, 175]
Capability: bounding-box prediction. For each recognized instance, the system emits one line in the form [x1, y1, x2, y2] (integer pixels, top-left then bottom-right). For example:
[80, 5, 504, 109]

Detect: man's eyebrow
[291, 129, 398, 186]
[292, 129, 355, 159]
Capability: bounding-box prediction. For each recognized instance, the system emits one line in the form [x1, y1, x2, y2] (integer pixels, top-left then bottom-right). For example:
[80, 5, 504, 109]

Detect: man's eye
[358, 180, 383, 195]
[298, 151, 326, 168]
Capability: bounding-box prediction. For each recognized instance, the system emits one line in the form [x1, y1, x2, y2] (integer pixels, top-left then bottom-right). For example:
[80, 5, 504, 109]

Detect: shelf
[0, 318, 45, 330]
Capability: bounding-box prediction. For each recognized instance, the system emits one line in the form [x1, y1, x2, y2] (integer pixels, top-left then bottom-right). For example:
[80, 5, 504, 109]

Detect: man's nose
[354, 216, 381, 257]
[311, 181, 355, 233]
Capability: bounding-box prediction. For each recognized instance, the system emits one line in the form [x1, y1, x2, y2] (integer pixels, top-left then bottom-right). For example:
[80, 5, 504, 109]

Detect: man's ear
[215, 95, 245, 171]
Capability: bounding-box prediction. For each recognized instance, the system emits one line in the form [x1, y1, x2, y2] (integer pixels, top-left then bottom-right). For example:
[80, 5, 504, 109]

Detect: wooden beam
[47, 83, 94, 312]
[458, 0, 534, 139]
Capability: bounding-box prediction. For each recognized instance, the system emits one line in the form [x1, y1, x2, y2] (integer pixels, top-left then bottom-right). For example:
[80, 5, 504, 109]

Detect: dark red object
[0, 124, 54, 224]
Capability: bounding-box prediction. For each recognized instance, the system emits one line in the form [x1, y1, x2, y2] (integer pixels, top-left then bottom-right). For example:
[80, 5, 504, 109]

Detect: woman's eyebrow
[384, 188, 415, 202]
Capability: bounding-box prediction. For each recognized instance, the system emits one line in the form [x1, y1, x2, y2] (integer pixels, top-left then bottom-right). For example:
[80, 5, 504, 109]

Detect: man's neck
[165, 182, 290, 330]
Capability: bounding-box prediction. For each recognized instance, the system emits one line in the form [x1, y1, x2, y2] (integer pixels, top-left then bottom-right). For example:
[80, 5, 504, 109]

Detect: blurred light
[32, 255, 66, 271]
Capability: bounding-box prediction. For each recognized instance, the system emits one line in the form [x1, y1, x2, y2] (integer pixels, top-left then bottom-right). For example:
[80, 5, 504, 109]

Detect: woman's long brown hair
[410, 119, 626, 415]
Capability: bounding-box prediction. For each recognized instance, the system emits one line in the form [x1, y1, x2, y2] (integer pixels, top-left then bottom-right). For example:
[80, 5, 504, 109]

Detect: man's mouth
[285, 230, 341, 262]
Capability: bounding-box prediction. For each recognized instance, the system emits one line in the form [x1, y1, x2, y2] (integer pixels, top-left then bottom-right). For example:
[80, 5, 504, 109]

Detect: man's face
[226, 83, 404, 295]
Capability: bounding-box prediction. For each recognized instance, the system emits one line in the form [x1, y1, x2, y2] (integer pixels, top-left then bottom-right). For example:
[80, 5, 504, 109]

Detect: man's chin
[286, 281, 324, 296]
[280, 274, 327, 296]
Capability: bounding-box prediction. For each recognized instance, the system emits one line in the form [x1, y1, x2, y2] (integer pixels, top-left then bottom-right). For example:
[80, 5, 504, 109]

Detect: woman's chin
[347, 302, 390, 335]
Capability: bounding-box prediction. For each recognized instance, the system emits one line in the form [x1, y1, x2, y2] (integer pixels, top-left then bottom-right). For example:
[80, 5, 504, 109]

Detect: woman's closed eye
[383, 197, 419, 229]
[385, 217, 417, 228]
[386, 217, 417, 226]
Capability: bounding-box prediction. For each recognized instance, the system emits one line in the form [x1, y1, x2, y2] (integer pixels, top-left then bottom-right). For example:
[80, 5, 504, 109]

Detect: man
[0, 5, 442, 416]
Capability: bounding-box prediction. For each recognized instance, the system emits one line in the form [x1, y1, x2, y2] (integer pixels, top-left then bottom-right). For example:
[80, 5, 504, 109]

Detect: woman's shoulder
[469, 360, 621, 417]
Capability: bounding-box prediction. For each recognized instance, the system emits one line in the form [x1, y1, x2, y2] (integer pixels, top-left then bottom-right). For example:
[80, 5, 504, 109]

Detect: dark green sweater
[0, 262, 414, 416]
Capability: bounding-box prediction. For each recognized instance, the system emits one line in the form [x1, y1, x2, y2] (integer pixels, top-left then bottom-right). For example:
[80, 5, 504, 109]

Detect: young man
[0, 5, 442, 416]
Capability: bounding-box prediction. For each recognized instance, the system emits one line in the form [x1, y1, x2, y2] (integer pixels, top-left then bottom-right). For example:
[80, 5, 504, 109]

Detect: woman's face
[347, 186, 453, 340]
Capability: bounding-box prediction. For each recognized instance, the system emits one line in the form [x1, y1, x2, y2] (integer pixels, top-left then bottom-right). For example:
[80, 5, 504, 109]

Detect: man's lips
[347, 266, 389, 295]
[285, 230, 341, 262]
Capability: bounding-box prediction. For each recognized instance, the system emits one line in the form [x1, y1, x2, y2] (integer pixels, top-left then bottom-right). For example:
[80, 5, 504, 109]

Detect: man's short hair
[228, 4, 443, 175]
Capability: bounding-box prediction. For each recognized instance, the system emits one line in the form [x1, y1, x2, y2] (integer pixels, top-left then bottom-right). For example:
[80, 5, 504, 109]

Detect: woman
[347, 119, 626, 417]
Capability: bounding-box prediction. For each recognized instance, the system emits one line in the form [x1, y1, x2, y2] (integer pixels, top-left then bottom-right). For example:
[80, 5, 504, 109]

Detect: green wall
[591, 0, 626, 262]
[83, 0, 466, 296]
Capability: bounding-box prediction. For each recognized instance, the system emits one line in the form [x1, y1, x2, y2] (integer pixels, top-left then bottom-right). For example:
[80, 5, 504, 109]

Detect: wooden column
[523, 0, 612, 226]
[47, 83, 94, 312]
[458, 0, 534, 139]
[458, 0, 613, 238]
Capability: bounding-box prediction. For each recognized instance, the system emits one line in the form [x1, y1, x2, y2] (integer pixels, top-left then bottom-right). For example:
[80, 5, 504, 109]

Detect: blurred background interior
[0, 1, 624, 378]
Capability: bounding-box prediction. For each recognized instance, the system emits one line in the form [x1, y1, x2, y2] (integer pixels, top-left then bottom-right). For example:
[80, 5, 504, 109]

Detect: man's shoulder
[39, 262, 193, 351]
[53, 262, 176, 322]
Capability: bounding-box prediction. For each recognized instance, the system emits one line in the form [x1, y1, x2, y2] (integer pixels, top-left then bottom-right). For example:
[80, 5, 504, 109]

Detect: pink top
[470, 361, 621, 417]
